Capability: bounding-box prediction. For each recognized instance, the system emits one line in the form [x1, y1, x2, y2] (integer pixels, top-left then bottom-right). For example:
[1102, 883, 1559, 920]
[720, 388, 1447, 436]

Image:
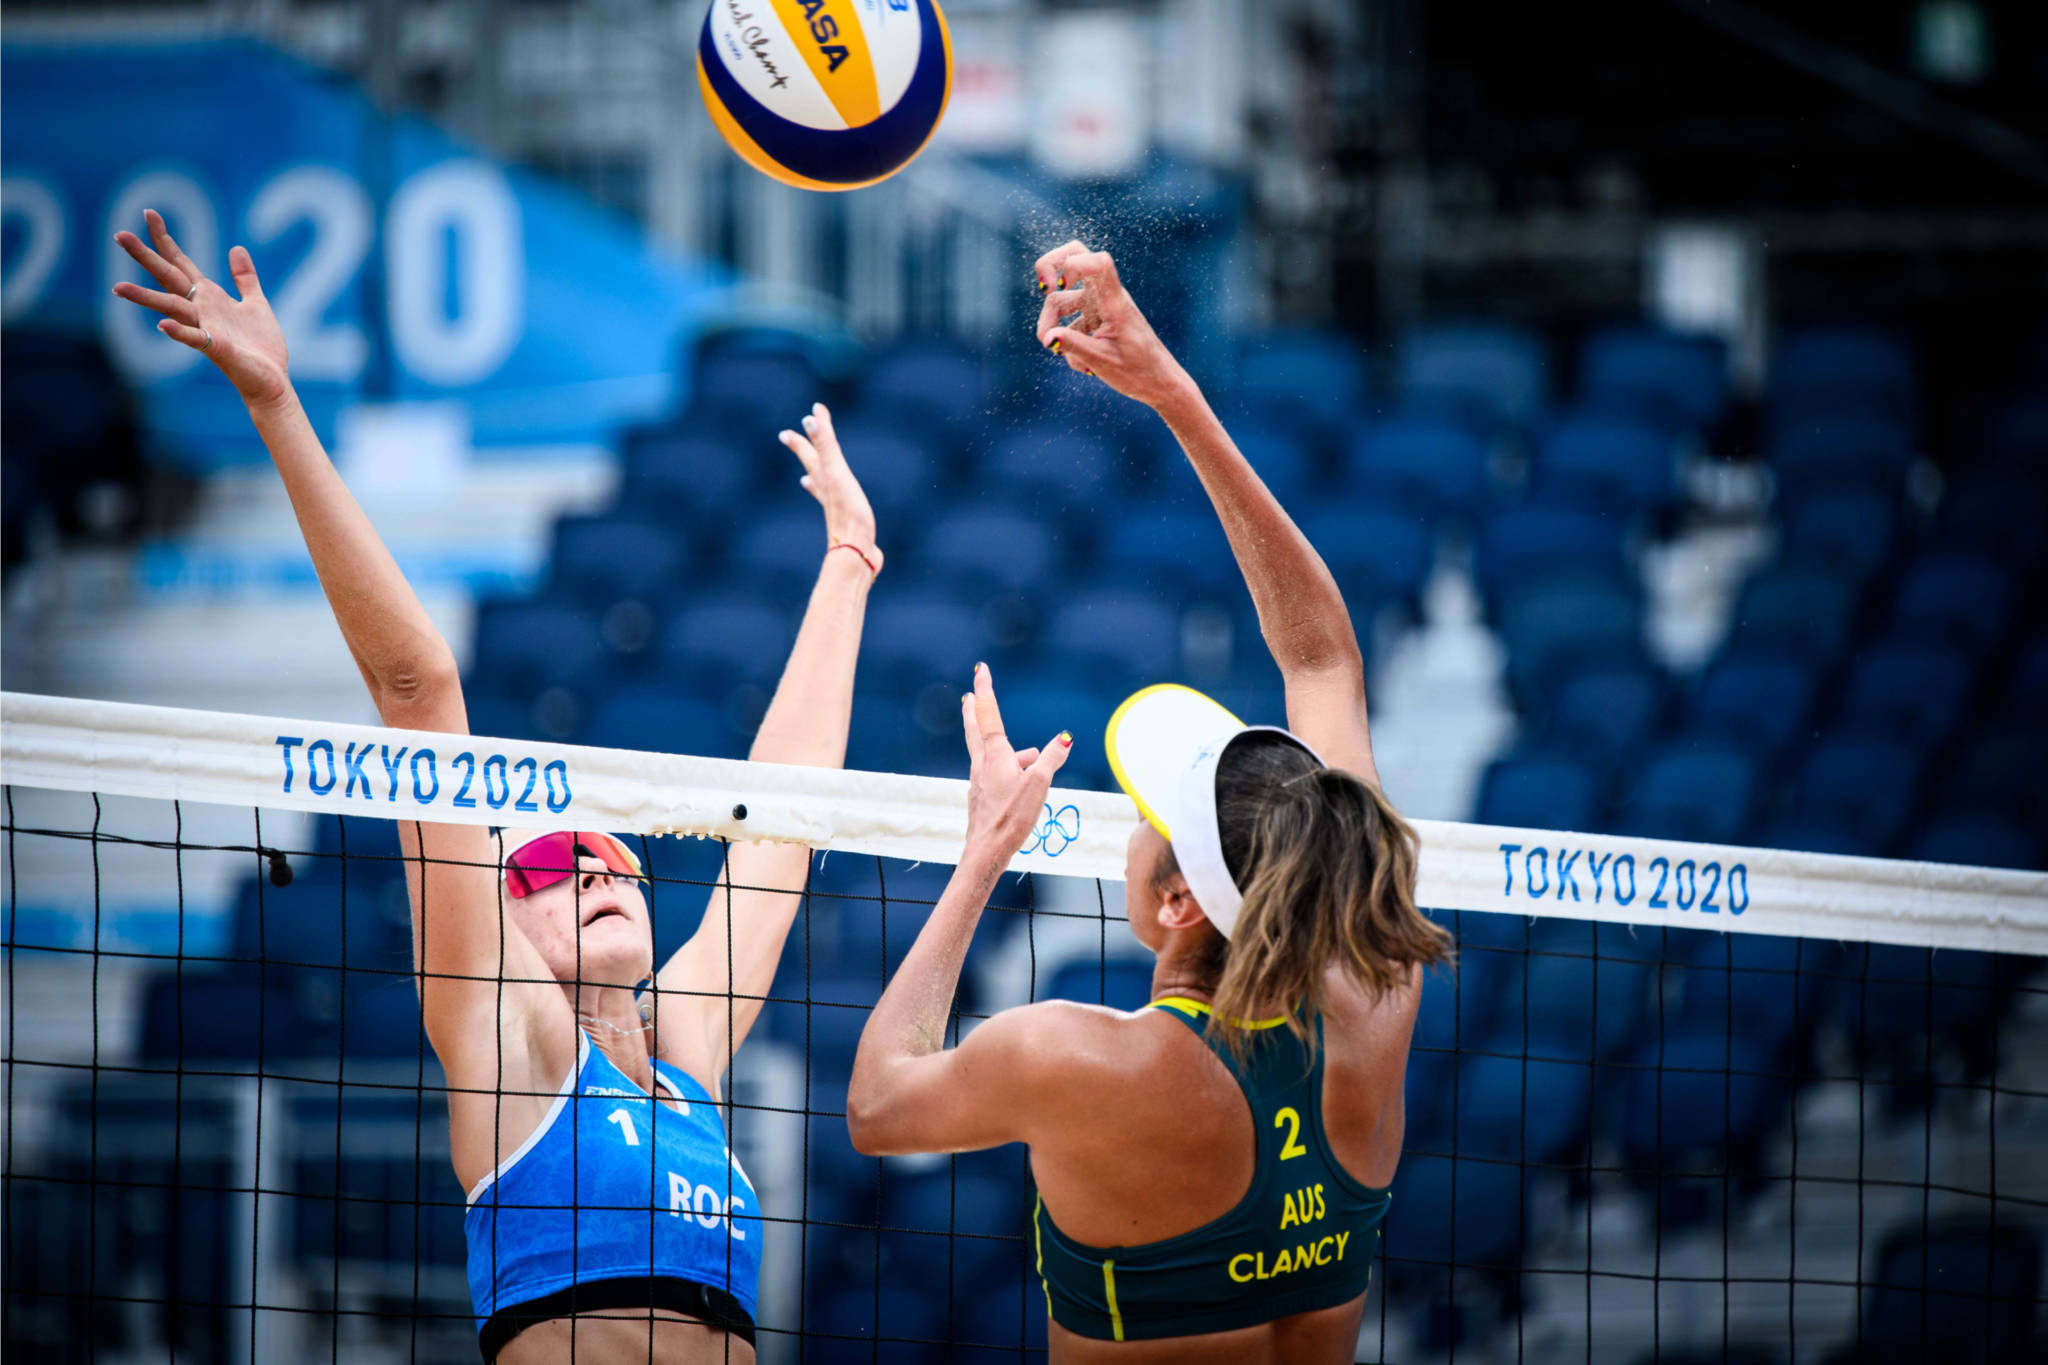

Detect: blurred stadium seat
[1393, 321, 1549, 429]
[1579, 324, 1729, 430]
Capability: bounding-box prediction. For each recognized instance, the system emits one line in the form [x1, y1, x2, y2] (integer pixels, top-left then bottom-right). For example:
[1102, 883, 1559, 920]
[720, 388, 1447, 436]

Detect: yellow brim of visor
[1104, 684, 1323, 939]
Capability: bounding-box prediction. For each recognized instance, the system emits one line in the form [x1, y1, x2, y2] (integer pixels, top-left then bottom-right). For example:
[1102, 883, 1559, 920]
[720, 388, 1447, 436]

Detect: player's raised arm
[110, 213, 557, 1077]
[650, 403, 882, 1090]
[847, 664, 1074, 1155]
[1032, 241, 1379, 784]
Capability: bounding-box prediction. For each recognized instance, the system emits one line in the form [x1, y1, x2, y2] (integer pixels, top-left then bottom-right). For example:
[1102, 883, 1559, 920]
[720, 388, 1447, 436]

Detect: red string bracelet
[830, 542, 881, 577]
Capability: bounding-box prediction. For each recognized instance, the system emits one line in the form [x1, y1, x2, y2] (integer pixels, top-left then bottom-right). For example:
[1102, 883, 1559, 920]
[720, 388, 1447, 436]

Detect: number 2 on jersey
[1274, 1106, 1308, 1160]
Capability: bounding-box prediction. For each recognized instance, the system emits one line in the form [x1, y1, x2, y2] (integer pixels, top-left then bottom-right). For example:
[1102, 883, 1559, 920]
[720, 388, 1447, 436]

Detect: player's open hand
[780, 402, 883, 575]
[1032, 241, 1188, 410]
[112, 211, 289, 409]
[959, 662, 1072, 864]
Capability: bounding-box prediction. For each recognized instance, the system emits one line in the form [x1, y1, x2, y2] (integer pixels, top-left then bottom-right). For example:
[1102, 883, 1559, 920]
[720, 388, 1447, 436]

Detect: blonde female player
[112, 211, 883, 1363]
[847, 241, 1451, 1363]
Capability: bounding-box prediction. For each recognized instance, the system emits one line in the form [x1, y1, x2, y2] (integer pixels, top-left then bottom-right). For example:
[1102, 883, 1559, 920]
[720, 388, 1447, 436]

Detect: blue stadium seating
[860, 591, 986, 686]
[1687, 650, 1819, 759]
[1727, 559, 1862, 668]
[1750, 817, 1873, 858]
[2005, 636, 2048, 715]
[1342, 414, 1492, 519]
[1096, 503, 1241, 597]
[1675, 933, 1839, 1067]
[1930, 470, 2047, 574]
[1042, 588, 1181, 681]
[1837, 638, 1975, 751]
[917, 507, 1058, 594]
[730, 505, 842, 592]
[1413, 936, 1518, 1053]
[1621, 1032, 1789, 1165]
[1885, 551, 2015, 657]
[1517, 946, 1653, 1064]
[1938, 730, 2048, 830]
[550, 514, 688, 606]
[618, 426, 760, 521]
[1616, 736, 1760, 843]
[1788, 734, 1924, 850]
[1907, 818, 2036, 870]
[1858, 1220, 2041, 1365]
[688, 347, 826, 438]
[1542, 663, 1667, 772]
[1769, 412, 1914, 501]
[1781, 487, 1898, 583]
[228, 856, 410, 976]
[879, 1172, 1025, 1286]
[1496, 571, 1645, 703]
[1235, 330, 1368, 435]
[980, 678, 1113, 788]
[658, 595, 793, 685]
[1531, 408, 1681, 514]
[857, 340, 987, 432]
[138, 968, 312, 1063]
[1473, 752, 1602, 832]
[982, 424, 1123, 507]
[1299, 505, 1436, 608]
[1385, 1151, 1528, 1273]
[1455, 1052, 1593, 1166]
[1771, 324, 1915, 422]
[1393, 321, 1549, 429]
[471, 599, 608, 690]
[1474, 496, 1628, 595]
[1986, 393, 2048, 471]
[806, 1284, 948, 1365]
[1580, 325, 1729, 430]
[580, 689, 734, 756]
[823, 416, 945, 515]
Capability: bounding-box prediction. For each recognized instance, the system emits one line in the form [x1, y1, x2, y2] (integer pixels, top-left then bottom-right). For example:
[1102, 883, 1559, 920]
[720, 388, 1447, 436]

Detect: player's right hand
[1032, 240, 1189, 410]
[113, 210, 290, 410]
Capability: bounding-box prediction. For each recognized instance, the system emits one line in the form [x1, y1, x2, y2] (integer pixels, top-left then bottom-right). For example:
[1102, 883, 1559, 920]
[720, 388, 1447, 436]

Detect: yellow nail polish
[1050, 339, 1062, 356]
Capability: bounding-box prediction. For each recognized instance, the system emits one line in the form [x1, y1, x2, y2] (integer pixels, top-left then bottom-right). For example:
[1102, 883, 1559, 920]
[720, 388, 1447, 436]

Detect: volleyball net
[4, 691, 2044, 1363]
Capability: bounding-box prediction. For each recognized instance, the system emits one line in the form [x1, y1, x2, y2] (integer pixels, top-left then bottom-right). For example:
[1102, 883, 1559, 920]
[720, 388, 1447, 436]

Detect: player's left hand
[112, 210, 290, 409]
[780, 402, 883, 575]
[1031, 240, 1189, 410]
[959, 662, 1072, 864]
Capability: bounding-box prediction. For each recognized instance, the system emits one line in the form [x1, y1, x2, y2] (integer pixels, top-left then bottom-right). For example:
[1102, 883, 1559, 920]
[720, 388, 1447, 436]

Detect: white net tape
[4, 690, 2043, 953]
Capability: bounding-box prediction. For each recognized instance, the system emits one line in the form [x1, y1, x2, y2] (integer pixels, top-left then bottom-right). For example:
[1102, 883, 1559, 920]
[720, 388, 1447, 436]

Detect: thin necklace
[578, 1012, 653, 1040]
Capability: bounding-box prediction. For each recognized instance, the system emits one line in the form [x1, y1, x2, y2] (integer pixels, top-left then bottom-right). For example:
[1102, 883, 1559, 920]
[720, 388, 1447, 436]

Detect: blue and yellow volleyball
[697, 0, 953, 192]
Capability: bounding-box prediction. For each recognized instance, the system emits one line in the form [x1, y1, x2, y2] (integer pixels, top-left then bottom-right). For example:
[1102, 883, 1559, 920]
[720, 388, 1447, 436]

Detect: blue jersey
[463, 1031, 762, 1351]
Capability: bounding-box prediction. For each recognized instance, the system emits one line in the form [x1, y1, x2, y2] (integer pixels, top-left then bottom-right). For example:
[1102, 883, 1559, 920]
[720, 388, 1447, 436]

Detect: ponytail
[1188, 734, 1450, 1059]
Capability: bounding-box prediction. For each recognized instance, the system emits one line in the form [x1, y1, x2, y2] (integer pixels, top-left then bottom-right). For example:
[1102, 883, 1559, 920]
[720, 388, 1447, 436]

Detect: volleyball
[696, 0, 953, 191]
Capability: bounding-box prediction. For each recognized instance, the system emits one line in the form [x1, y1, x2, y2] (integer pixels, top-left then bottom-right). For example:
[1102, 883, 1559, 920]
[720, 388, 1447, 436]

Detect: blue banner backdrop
[1, 39, 728, 465]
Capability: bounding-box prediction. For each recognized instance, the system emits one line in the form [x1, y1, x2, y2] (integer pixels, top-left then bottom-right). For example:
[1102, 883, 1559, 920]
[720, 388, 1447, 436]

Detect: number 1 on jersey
[608, 1108, 641, 1146]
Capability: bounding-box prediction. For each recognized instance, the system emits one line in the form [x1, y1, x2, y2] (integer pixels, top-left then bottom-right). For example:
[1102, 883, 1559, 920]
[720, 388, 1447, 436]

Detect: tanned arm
[1031, 241, 1378, 781]
[846, 664, 1073, 1155]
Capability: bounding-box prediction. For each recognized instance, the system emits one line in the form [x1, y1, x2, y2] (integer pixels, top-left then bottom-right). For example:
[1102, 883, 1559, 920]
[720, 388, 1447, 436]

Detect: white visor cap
[1104, 684, 1325, 939]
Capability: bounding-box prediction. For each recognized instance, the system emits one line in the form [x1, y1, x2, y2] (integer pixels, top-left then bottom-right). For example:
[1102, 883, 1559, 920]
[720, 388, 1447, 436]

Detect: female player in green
[113, 210, 882, 1362]
[848, 240, 1450, 1362]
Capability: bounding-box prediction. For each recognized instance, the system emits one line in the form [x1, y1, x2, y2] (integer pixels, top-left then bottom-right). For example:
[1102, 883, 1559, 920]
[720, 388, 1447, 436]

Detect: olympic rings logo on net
[1022, 803, 1082, 857]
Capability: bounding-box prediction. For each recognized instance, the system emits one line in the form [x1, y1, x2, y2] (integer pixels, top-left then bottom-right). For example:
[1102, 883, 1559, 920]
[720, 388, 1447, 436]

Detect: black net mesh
[4, 793, 2044, 1364]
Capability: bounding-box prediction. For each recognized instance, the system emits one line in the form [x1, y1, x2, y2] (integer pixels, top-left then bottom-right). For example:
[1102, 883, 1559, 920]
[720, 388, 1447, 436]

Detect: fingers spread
[779, 427, 821, 476]
[146, 209, 206, 284]
[112, 281, 199, 325]
[114, 230, 192, 294]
